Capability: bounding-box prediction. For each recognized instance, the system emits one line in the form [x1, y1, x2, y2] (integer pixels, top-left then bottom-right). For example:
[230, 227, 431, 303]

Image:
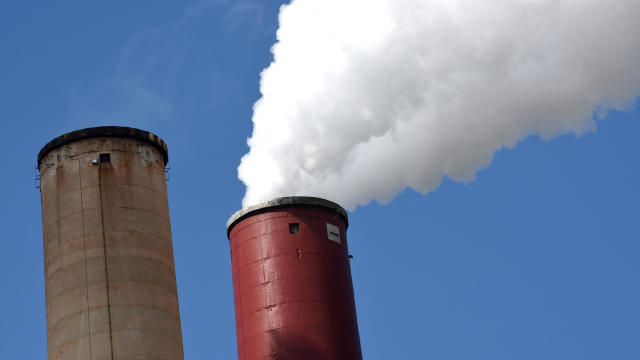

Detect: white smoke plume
[238, 0, 640, 210]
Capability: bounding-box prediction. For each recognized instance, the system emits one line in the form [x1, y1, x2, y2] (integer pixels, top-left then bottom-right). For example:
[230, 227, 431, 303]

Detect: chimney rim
[226, 196, 349, 238]
[37, 126, 169, 167]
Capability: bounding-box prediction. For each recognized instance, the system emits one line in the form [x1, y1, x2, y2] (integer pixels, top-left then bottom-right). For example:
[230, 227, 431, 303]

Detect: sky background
[1, 1, 639, 359]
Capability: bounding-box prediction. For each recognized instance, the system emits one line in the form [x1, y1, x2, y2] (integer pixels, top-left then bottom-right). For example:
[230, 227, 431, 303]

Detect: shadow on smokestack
[267, 330, 326, 360]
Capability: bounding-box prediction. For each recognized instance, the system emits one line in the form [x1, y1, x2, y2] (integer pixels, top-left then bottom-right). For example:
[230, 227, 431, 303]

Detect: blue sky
[1, 1, 639, 358]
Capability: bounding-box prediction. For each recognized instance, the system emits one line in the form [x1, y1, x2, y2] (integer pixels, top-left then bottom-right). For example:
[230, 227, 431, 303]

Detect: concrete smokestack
[37, 127, 184, 359]
[226, 196, 362, 359]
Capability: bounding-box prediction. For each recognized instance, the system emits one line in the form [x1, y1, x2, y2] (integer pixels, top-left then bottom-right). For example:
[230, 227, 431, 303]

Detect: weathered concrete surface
[38, 130, 184, 360]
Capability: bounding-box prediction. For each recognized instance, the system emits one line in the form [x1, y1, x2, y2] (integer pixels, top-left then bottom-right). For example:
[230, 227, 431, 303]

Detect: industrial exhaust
[37, 127, 184, 359]
[226, 196, 362, 359]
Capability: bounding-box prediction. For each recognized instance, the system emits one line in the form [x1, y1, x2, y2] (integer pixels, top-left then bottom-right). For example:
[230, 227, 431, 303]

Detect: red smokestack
[226, 196, 362, 359]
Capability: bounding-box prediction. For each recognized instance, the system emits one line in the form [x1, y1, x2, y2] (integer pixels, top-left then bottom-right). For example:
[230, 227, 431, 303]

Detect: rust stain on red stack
[226, 197, 362, 360]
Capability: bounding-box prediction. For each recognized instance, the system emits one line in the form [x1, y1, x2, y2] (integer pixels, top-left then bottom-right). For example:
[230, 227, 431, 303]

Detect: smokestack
[226, 196, 362, 359]
[37, 127, 184, 359]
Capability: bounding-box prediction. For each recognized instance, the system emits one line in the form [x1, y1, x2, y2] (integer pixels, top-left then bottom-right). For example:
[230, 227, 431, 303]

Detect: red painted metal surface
[227, 201, 362, 359]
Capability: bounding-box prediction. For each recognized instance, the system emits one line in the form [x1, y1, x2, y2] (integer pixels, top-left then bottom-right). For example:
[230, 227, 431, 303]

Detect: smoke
[238, 0, 640, 210]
